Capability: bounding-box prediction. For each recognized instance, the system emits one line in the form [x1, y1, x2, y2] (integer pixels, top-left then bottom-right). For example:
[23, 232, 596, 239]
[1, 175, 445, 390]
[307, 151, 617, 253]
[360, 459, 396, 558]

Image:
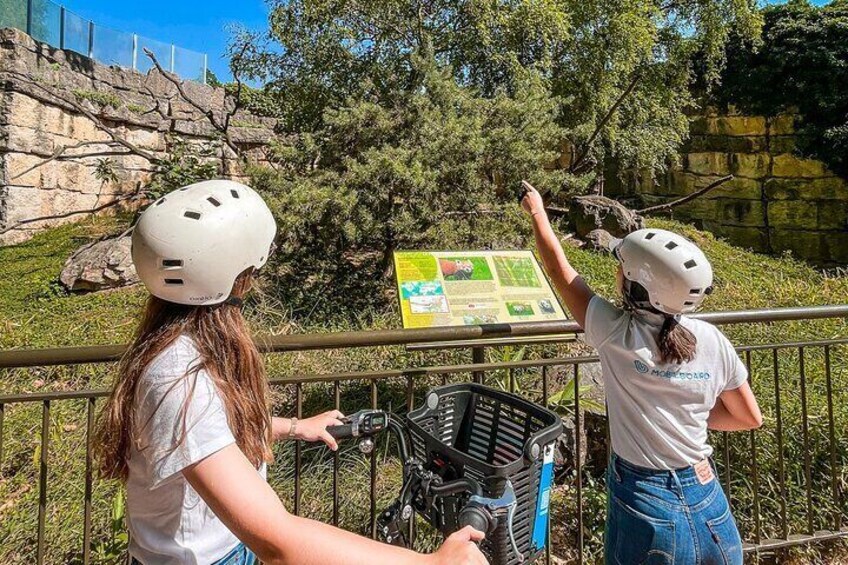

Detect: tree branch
[9, 140, 121, 181]
[143, 49, 241, 156]
[637, 175, 734, 214]
[5, 71, 160, 164]
[0, 193, 138, 236]
[570, 71, 642, 174]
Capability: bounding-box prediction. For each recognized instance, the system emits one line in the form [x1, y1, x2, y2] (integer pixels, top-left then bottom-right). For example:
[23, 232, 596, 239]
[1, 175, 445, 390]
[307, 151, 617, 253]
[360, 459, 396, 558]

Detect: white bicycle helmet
[609, 228, 713, 315]
[132, 180, 277, 306]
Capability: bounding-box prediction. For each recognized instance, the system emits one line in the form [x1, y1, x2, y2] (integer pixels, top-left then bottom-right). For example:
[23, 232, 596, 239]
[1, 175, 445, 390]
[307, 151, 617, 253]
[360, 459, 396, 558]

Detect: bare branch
[223, 41, 251, 132]
[637, 175, 734, 214]
[0, 193, 138, 236]
[570, 71, 642, 174]
[9, 140, 122, 181]
[143, 48, 241, 156]
[5, 71, 160, 164]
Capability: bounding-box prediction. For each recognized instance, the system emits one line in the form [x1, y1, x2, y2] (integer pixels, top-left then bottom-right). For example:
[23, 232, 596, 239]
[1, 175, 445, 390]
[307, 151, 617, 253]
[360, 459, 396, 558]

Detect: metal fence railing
[0, 0, 207, 83]
[0, 305, 847, 564]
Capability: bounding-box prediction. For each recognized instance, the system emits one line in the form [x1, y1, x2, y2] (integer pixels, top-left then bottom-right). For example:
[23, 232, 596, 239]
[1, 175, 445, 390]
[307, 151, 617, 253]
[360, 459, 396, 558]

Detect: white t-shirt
[127, 335, 266, 565]
[585, 296, 748, 470]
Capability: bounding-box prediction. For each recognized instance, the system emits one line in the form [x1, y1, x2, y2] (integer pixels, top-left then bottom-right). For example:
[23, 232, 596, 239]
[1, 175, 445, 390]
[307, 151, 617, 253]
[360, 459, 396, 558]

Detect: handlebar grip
[327, 423, 354, 439]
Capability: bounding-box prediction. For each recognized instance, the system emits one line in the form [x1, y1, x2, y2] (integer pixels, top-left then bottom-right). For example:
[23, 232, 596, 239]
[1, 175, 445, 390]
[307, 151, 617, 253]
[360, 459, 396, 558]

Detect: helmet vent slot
[207, 197, 221, 207]
[684, 300, 695, 306]
[162, 259, 183, 268]
[155, 198, 166, 206]
[183, 211, 202, 220]
[230, 189, 240, 199]
[163, 278, 184, 285]
[665, 241, 678, 250]
[645, 232, 656, 240]
[683, 259, 698, 269]
[690, 288, 701, 295]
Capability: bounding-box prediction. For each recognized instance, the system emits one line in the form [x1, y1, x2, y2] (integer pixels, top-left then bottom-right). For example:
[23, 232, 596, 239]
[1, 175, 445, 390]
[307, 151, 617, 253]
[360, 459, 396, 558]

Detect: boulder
[60, 235, 138, 292]
[569, 195, 644, 238]
[583, 229, 616, 253]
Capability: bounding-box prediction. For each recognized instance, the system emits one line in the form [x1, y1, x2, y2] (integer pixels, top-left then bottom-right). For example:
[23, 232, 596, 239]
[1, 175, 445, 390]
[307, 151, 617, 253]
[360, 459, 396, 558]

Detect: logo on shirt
[634, 360, 649, 374]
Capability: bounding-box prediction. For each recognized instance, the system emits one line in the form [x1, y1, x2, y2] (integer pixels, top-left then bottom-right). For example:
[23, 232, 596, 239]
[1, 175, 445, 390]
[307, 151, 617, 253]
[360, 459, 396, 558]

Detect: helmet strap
[223, 296, 244, 308]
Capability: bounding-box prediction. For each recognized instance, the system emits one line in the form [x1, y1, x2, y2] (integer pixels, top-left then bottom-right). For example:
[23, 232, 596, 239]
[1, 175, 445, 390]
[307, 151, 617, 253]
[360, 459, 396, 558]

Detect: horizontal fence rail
[0, 305, 846, 564]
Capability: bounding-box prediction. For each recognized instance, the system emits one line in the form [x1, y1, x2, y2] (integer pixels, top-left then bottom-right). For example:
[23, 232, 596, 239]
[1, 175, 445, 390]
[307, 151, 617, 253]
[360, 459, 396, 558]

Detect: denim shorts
[605, 454, 743, 565]
[130, 542, 256, 565]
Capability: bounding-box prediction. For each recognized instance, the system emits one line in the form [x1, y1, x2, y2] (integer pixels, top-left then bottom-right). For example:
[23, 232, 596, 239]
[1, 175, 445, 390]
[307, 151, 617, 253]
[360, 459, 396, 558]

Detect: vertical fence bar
[574, 364, 583, 564]
[723, 432, 731, 510]
[132, 34, 138, 70]
[87, 21, 94, 59]
[169, 44, 175, 73]
[406, 373, 416, 547]
[824, 345, 841, 531]
[745, 351, 761, 544]
[36, 400, 50, 565]
[294, 382, 302, 516]
[332, 380, 340, 526]
[370, 380, 378, 539]
[773, 348, 788, 539]
[472, 347, 485, 384]
[26, 0, 33, 35]
[59, 7, 65, 49]
[203, 53, 208, 84]
[798, 347, 814, 534]
[83, 397, 95, 564]
[509, 368, 516, 394]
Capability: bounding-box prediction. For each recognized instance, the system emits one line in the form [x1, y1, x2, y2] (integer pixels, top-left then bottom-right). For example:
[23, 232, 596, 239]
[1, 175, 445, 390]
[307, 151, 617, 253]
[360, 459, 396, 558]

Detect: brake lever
[467, 480, 523, 562]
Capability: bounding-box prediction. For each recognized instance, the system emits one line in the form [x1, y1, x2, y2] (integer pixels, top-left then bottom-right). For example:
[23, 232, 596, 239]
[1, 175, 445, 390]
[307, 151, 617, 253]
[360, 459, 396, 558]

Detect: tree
[243, 0, 760, 175]
[253, 60, 571, 312]
[717, 0, 848, 177]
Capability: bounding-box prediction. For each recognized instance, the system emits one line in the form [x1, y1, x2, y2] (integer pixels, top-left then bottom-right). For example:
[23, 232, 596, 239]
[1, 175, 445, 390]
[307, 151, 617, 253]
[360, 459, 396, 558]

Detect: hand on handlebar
[429, 526, 489, 565]
[295, 410, 346, 451]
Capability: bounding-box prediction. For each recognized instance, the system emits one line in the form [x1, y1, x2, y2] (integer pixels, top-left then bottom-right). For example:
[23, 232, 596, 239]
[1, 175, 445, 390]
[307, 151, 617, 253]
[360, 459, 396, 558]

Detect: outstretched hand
[296, 410, 346, 451]
[519, 180, 546, 218]
[429, 525, 489, 565]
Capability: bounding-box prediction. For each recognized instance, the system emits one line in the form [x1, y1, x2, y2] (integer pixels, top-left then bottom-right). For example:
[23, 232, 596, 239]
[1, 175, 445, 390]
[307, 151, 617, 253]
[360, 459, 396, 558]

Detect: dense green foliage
[232, 0, 763, 312]
[253, 60, 572, 314]
[718, 0, 848, 176]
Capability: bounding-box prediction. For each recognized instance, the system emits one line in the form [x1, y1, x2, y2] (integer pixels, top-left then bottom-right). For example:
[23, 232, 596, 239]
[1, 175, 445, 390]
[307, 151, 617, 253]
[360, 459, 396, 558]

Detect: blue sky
[59, 0, 270, 82]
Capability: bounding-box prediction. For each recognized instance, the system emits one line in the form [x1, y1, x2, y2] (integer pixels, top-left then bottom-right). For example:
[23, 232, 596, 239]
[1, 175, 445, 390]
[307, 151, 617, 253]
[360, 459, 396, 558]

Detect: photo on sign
[401, 281, 445, 298]
[409, 295, 450, 314]
[493, 256, 541, 287]
[506, 302, 534, 317]
[538, 299, 556, 314]
[439, 257, 494, 281]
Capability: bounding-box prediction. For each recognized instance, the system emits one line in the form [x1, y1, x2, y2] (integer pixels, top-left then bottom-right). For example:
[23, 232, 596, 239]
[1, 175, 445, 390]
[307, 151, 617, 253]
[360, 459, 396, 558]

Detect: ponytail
[658, 316, 697, 365]
[623, 280, 697, 365]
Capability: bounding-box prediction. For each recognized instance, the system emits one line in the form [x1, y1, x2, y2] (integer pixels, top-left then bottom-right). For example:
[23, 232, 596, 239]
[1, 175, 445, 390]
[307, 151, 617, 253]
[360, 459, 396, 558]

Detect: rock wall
[0, 28, 276, 244]
[615, 109, 848, 265]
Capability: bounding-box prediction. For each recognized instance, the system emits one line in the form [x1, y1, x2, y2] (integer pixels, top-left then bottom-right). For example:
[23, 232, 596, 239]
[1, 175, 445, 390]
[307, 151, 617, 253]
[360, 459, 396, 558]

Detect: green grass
[1, 216, 847, 563]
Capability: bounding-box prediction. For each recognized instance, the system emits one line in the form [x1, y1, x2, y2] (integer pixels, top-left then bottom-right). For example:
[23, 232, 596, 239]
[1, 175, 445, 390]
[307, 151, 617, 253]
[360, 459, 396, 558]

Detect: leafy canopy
[244, 0, 760, 173]
[718, 0, 848, 177]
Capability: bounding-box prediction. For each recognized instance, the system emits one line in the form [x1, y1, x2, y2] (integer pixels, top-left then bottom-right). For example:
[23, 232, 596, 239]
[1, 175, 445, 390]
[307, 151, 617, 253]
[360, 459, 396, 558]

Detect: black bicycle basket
[406, 383, 562, 565]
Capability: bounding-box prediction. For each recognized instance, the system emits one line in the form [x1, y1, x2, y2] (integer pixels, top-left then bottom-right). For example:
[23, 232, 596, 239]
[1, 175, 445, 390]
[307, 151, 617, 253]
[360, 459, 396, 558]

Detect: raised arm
[183, 444, 488, 565]
[520, 181, 595, 328]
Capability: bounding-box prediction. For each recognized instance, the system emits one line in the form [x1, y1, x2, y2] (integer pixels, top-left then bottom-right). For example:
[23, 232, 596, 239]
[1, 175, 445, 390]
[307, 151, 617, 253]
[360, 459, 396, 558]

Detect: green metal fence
[0, 305, 847, 563]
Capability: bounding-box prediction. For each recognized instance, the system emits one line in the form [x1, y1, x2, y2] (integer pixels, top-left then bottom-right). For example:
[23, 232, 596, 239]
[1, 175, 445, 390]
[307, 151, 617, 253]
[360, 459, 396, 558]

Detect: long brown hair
[625, 279, 697, 365]
[95, 271, 271, 481]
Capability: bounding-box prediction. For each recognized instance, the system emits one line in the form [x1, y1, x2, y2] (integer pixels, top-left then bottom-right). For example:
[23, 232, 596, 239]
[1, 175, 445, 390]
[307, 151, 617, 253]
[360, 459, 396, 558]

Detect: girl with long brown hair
[520, 181, 762, 565]
[95, 180, 487, 565]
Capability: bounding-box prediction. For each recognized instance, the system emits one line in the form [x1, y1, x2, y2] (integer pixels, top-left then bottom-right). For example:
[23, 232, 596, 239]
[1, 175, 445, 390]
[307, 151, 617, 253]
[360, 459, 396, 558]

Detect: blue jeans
[130, 542, 256, 565]
[605, 454, 743, 565]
